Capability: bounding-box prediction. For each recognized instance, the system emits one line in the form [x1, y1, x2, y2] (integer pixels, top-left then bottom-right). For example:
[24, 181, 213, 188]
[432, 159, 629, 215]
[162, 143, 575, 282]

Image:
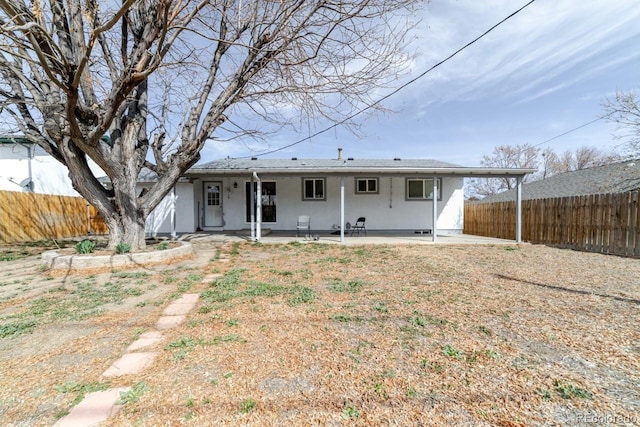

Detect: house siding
[191, 175, 464, 233]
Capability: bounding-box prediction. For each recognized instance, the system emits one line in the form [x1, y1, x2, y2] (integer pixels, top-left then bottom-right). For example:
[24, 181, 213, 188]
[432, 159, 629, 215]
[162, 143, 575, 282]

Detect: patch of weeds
[288, 241, 302, 247]
[239, 398, 256, 414]
[371, 301, 389, 314]
[201, 269, 245, 303]
[410, 311, 448, 328]
[54, 381, 110, 406]
[332, 314, 353, 323]
[554, 380, 592, 399]
[125, 288, 144, 297]
[338, 257, 352, 264]
[373, 382, 388, 398]
[156, 241, 169, 251]
[116, 381, 150, 405]
[420, 359, 443, 372]
[0, 320, 37, 338]
[269, 268, 293, 276]
[114, 271, 150, 279]
[503, 246, 518, 251]
[187, 319, 203, 328]
[185, 396, 195, 408]
[244, 281, 288, 298]
[536, 388, 552, 401]
[226, 318, 239, 327]
[485, 349, 501, 360]
[478, 325, 492, 336]
[406, 388, 418, 398]
[75, 239, 95, 254]
[442, 345, 465, 359]
[327, 278, 366, 293]
[230, 242, 241, 255]
[223, 372, 234, 379]
[342, 402, 360, 419]
[288, 286, 315, 306]
[136, 301, 148, 307]
[115, 243, 131, 254]
[198, 305, 212, 314]
[315, 256, 337, 264]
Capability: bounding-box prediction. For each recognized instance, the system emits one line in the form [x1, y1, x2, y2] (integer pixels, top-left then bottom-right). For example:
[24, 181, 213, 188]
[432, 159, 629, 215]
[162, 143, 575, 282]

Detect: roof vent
[337, 148, 343, 160]
[291, 157, 297, 160]
[251, 157, 257, 160]
[347, 157, 354, 161]
[394, 157, 401, 161]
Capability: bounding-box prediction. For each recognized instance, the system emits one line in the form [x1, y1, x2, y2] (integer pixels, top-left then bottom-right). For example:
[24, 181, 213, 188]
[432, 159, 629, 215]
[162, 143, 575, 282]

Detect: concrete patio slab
[102, 352, 157, 377]
[53, 387, 129, 427]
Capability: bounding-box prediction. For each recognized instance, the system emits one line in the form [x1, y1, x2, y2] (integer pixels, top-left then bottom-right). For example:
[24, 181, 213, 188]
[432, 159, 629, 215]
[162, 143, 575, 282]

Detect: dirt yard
[0, 238, 638, 426]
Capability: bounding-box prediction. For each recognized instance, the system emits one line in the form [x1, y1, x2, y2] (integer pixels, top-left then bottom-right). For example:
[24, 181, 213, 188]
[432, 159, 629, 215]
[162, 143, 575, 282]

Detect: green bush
[75, 239, 96, 254]
[156, 242, 169, 251]
[115, 243, 131, 254]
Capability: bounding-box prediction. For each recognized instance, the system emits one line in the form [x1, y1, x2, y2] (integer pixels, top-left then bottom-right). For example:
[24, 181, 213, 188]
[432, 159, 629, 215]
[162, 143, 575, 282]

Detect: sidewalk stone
[156, 315, 186, 330]
[53, 387, 129, 427]
[102, 352, 157, 377]
[126, 331, 164, 352]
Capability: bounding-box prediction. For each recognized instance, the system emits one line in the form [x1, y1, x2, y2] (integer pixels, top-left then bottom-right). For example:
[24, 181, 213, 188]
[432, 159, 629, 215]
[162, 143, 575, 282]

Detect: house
[475, 159, 640, 203]
[176, 152, 535, 241]
[0, 136, 104, 196]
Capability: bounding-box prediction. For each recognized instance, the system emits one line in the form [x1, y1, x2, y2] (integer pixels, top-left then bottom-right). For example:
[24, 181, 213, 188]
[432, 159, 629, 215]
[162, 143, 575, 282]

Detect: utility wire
[241, 0, 537, 158]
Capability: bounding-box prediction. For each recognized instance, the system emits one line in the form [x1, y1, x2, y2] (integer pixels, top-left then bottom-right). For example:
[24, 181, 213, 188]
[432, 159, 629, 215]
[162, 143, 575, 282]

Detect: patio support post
[432, 176, 438, 243]
[250, 175, 255, 241]
[340, 176, 345, 243]
[170, 186, 177, 239]
[516, 175, 523, 243]
[253, 172, 262, 241]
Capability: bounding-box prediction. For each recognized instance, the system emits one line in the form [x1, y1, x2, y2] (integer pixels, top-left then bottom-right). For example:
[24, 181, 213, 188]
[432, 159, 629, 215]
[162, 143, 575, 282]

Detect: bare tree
[467, 143, 539, 198]
[0, 0, 418, 249]
[602, 89, 640, 157]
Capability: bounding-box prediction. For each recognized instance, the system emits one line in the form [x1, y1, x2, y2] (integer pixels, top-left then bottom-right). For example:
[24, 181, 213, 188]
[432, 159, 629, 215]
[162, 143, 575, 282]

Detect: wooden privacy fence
[0, 190, 107, 243]
[464, 191, 640, 257]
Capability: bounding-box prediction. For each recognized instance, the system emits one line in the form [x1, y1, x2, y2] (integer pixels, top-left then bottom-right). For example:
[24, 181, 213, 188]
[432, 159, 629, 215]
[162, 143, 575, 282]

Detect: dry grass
[1, 240, 639, 426]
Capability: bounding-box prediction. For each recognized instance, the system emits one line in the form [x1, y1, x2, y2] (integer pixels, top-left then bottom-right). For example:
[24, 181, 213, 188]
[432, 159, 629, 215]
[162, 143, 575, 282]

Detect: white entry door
[204, 182, 223, 227]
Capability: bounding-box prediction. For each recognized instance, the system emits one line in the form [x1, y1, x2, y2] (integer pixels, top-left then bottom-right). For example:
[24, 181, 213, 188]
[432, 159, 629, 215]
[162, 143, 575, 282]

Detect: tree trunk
[103, 208, 147, 251]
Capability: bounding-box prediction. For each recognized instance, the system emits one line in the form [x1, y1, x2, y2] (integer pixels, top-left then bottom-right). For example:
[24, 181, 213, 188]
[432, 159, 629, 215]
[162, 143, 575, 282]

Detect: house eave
[186, 166, 536, 178]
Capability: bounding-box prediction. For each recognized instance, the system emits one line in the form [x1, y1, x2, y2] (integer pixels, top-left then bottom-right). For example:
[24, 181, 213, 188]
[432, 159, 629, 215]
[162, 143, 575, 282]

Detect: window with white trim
[302, 178, 325, 200]
[355, 178, 378, 194]
[406, 178, 442, 200]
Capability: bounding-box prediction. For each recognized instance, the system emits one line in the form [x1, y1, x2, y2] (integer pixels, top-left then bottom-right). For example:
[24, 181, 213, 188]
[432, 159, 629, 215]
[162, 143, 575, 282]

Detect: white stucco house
[154, 153, 535, 241]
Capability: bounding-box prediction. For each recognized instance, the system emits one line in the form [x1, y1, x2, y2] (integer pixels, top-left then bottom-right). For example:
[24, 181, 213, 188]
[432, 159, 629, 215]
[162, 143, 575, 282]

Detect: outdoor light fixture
[233, 182, 238, 188]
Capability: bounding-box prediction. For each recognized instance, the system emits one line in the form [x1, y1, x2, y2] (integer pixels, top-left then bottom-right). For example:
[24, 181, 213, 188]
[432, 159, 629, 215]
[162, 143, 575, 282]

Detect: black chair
[350, 217, 366, 236]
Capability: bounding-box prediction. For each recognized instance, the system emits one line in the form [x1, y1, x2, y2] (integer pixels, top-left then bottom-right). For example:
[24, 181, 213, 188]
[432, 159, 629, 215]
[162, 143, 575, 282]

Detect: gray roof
[187, 157, 536, 177]
[477, 159, 640, 203]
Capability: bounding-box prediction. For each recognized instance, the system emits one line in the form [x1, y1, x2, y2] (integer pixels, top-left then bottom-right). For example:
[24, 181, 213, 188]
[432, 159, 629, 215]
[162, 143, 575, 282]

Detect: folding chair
[296, 215, 311, 237]
[350, 217, 366, 236]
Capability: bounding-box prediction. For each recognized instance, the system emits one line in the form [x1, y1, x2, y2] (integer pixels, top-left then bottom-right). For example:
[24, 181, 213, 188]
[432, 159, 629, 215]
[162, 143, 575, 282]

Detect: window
[355, 178, 378, 194]
[302, 178, 325, 200]
[406, 178, 442, 200]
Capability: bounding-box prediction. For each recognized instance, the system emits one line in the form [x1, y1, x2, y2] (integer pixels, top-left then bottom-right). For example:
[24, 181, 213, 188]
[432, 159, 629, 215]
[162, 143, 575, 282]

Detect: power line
[241, 0, 537, 158]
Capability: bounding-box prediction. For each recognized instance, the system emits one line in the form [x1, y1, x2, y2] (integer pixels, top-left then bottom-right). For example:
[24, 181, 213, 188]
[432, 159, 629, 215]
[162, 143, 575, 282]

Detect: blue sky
[201, 0, 640, 167]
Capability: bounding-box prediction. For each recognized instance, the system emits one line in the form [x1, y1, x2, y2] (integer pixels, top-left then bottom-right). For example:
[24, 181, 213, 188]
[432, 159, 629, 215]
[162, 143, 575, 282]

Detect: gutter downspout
[250, 174, 255, 241]
[253, 171, 262, 241]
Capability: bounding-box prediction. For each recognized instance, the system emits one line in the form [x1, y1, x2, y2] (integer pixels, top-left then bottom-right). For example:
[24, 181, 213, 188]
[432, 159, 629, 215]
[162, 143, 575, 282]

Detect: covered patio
[180, 230, 520, 246]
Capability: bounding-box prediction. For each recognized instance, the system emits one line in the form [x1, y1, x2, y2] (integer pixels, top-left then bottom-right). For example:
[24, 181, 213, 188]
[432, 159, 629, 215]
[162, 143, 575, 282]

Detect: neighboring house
[475, 159, 640, 203]
[0, 136, 104, 196]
